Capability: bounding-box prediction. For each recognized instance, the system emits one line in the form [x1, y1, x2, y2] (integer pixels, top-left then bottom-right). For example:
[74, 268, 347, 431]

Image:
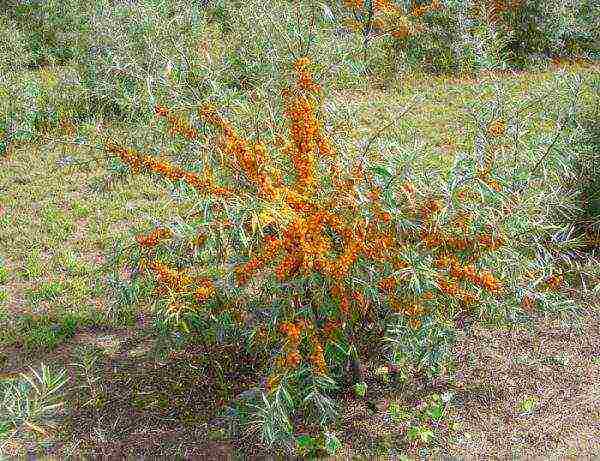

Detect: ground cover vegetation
[0, 0, 599, 457]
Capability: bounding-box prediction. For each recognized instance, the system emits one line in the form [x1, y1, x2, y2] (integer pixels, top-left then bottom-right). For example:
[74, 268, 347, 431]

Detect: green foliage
[496, 0, 600, 66]
[0, 259, 8, 285]
[26, 281, 64, 302]
[21, 249, 44, 280]
[567, 73, 600, 252]
[388, 392, 454, 448]
[0, 364, 69, 440]
[73, 0, 216, 121]
[339, 0, 600, 75]
[17, 313, 79, 351]
[518, 395, 538, 414]
[1, 0, 89, 69]
[402, 5, 464, 74]
[296, 432, 343, 457]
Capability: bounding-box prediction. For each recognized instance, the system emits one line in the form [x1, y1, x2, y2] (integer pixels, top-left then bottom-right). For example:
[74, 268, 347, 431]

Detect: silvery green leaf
[322, 4, 335, 22]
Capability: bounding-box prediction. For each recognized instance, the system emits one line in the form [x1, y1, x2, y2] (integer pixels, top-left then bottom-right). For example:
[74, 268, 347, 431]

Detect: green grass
[25, 281, 64, 302]
[16, 312, 78, 351]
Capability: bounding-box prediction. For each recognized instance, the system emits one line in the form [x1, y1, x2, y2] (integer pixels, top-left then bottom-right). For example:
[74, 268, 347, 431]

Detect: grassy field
[1, 58, 599, 457]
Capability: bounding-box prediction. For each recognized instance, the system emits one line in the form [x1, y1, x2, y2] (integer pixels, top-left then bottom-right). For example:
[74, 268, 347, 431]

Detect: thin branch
[529, 119, 564, 177]
[363, 98, 418, 159]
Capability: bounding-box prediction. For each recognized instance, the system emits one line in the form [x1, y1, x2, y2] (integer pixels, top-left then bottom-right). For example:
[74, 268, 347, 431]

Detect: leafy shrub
[73, 0, 212, 122]
[339, 0, 463, 74]
[73, 0, 376, 123]
[97, 57, 582, 450]
[1, 0, 88, 69]
[490, 0, 600, 66]
[568, 74, 600, 253]
[337, 0, 600, 74]
[0, 15, 33, 71]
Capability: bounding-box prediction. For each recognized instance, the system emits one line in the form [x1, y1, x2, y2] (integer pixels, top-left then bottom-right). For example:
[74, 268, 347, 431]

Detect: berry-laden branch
[103, 57, 522, 442]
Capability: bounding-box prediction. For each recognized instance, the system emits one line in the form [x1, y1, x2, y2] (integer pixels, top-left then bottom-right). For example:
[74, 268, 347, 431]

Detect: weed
[0, 263, 8, 284]
[296, 432, 342, 457]
[26, 281, 64, 303]
[70, 345, 104, 408]
[0, 364, 69, 447]
[71, 202, 91, 219]
[388, 401, 412, 423]
[42, 205, 75, 240]
[518, 395, 538, 414]
[20, 250, 44, 280]
[407, 424, 434, 444]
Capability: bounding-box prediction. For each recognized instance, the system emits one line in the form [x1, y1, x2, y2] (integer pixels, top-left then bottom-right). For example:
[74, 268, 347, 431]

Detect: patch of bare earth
[48, 336, 263, 458]
[329, 308, 599, 458]
[446, 307, 600, 458]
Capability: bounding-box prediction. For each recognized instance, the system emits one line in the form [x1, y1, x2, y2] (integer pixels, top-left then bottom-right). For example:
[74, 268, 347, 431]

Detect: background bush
[334, 0, 600, 74]
[1, 0, 89, 69]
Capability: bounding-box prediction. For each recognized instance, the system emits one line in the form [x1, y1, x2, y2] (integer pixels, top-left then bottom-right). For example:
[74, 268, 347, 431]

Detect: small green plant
[0, 262, 7, 284]
[42, 205, 75, 240]
[425, 394, 445, 421]
[18, 313, 78, 351]
[388, 401, 412, 423]
[296, 432, 343, 457]
[407, 424, 434, 444]
[518, 395, 538, 414]
[21, 250, 44, 280]
[354, 381, 368, 398]
[388, 392, 453, 449]
[0, 364, 69, 443]
[70, 345, 105, 408]
[57, 250, 89, 276]
[26, 281, 63, 303]
[71, 202, 91, 219]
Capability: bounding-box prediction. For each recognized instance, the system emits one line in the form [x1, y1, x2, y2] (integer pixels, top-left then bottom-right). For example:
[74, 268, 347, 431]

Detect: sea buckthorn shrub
[74, 0, 367, 124]
[0, 15, 32, 72]
[205, 0, 373, 91]
[0, 65, 93, 154]
[461, 0, 600, 68]
[336, 0, 600, 73]
[103, 59, 582, 448]
[74, 0, 219, 122]
[480, 0, 595, 67]
[568, 74, 600, 254]
[339, 0, 464, 74]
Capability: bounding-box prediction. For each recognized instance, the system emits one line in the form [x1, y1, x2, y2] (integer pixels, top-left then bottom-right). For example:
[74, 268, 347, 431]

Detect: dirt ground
[1, 303, 598, 459]
[446, 306, 600, 458]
